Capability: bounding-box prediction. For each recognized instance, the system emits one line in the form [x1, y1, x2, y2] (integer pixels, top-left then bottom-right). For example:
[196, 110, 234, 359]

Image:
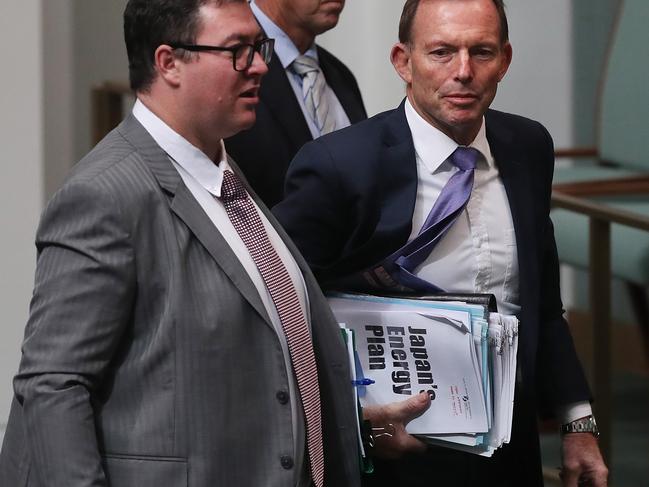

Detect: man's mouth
[239, 86, 259, 102]
[319, 0, 344, 13]
[444, 93, 478, 105]
[240, 87, 260, 99]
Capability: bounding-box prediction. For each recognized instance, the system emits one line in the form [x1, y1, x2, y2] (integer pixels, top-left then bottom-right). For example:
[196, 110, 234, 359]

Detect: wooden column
[589, 217, 611, 462]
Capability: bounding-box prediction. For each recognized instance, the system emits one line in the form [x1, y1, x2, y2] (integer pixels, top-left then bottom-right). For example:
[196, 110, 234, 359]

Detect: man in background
[225, 0, 366, 207]
[275, 0, 608, 485]
[0, 1, 426, 486]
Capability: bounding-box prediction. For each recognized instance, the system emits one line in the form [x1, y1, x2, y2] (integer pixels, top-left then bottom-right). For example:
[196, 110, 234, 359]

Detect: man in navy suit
[225, 0, 366, 208]
[275, 0, 608, 485]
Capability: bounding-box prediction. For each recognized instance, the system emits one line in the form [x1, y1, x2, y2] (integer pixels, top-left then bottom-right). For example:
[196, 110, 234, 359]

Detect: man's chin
[228, 115, 256, 137]
[446, 107, 484, 127]
[312, 13, 341, 34]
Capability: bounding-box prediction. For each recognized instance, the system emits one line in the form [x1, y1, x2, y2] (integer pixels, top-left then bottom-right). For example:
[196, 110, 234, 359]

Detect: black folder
[341, 291, 498, 314]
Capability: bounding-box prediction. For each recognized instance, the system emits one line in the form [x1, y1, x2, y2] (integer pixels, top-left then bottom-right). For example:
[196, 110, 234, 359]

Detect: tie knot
[291, 55, 320, 77]
[449, 146, 480, 171]
[220, 170, 247, 203]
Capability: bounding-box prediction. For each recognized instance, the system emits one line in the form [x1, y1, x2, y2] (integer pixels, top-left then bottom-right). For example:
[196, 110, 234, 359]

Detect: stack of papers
[329, 292, 518, 457]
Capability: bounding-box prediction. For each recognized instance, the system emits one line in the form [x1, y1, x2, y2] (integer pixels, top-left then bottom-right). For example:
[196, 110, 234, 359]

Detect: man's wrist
[560, 414, 600, 438]
[556, 400, 593, 424]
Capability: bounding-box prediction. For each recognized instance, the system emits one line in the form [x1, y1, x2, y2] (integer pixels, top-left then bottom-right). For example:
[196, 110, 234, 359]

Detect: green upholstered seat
[552, 200, 649, 285]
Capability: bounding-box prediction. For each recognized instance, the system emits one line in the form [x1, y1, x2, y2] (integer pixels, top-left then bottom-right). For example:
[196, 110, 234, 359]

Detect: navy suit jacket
[225, 48, 367, 208]
[274, 101, 590, 418]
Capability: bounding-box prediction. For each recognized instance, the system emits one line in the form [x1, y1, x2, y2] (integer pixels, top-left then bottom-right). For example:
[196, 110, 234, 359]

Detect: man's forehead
[411, 0, 502, 42]
[195, 1, 262, 41]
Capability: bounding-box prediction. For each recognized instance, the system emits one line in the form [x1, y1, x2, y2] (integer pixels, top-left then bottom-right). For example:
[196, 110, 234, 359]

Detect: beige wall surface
[72, 0, 129, 162]
[0, 0, 44, 439]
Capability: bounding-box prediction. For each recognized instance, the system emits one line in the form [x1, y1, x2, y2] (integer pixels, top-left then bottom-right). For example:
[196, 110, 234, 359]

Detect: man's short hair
[398, 0, 509, 45]
[124, 0, 244, 92]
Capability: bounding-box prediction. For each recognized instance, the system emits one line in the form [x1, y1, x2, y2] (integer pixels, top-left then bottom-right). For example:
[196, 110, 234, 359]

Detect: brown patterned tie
[218, 169, 325, 487]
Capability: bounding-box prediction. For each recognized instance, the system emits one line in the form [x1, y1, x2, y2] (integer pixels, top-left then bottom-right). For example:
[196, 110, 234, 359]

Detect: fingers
[560, 468, 609, 487]
[559, 466, 580, 487]
[577, 463, 609, 487]
[363, 392, 432, 460]
[371, 422, 428, 460]
[560, 433, 609, 487]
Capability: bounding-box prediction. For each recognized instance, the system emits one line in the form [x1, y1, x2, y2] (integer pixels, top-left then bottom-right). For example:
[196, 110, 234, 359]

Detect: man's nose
[248, 50, 269, 76]
[455, 51, 473, 82]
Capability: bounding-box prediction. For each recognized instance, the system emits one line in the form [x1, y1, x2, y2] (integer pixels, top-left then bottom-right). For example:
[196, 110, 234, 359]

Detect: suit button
[280, 455, 294, 469]
[276, 390, 289, 404]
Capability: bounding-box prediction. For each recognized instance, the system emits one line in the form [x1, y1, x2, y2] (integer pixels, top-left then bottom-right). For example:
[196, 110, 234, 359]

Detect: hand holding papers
[340, 325, 431, 468]
[362, 393, 431, 459]
[330, 293, 519, 457]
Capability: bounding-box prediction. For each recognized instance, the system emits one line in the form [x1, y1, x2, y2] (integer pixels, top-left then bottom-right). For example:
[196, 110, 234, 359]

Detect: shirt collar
[404, 97, 493, 175]
[250, 0, 319, 68]
[132, 99, 230, 197]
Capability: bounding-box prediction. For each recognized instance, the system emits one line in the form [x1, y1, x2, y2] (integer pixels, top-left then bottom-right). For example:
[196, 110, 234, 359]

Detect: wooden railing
[554, 175, 649, 197]
[551, 190, 649, 463]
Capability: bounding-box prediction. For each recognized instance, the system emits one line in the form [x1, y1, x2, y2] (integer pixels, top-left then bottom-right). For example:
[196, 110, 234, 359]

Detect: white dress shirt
[404, 99, 591, 423]
[250, 0, 351, 138]
[405, 98, 520, 316]
[133, 100, 310, 486]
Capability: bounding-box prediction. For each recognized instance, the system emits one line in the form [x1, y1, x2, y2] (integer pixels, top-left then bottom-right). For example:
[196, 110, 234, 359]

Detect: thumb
[399, 391, 431, 424]
[559, 468, 579, 487]
[362, 392, 431, 427]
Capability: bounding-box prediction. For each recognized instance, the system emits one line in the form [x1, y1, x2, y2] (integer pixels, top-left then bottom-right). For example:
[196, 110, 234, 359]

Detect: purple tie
[379, 146, 480, 292]
[218, 170, 325, 487]
[418, 146, 480, 236]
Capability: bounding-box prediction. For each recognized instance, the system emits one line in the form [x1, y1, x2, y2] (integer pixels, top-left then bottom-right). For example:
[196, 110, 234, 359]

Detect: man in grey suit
[0, 1, 429, 486]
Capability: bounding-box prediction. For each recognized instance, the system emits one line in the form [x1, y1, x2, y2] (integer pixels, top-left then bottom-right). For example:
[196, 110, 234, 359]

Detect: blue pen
[352, 378, 375, 386]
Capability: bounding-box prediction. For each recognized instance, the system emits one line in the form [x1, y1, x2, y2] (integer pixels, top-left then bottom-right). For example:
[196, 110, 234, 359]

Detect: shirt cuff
[557, 401, 593, 424]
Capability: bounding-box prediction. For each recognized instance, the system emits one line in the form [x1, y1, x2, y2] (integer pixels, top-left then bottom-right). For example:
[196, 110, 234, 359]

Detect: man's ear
[154, 44, 182, 87]
[390, 42, 412, 84]
[496, 41, 513, 82]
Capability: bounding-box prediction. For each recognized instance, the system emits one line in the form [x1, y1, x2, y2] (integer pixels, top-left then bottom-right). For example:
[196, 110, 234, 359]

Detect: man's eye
[228, 45, 246, 57]
[430, 49, 451, 57]
[473, 49, 495, 59]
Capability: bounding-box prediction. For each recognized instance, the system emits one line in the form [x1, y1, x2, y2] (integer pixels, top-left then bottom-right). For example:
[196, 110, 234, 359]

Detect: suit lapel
[318, 46, 366, 124]
[117, 115, 271, 326]
[486, 111, 538, 354]
[377, 103, 419, 241]
[355, 102, 418, 266]
[259, 54, 313, 149]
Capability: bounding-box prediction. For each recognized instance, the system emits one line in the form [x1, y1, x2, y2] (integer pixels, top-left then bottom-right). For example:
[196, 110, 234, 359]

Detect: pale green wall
[569, 1, 636, 322]
[572, 0, 619, 146]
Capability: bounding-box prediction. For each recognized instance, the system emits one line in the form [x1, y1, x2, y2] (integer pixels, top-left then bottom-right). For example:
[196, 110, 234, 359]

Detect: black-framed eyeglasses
[168, 38, 274, 71]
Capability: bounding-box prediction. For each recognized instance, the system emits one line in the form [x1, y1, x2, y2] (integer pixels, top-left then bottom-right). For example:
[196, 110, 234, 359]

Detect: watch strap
[560, 414, 600, 437]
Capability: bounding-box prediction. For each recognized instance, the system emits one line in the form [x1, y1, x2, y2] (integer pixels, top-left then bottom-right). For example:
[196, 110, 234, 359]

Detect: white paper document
[329, 293, 519, 456]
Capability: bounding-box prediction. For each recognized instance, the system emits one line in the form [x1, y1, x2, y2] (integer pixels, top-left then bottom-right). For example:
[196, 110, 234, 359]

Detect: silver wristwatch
[560, 414, 600, 437]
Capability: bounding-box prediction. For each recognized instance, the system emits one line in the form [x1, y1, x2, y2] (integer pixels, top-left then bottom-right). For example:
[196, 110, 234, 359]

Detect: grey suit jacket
[0, 115, 360, 487]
